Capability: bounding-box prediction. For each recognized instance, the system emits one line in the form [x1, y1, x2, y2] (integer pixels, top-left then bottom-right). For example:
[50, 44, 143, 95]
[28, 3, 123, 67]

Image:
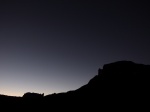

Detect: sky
[0, 0, 150, 96]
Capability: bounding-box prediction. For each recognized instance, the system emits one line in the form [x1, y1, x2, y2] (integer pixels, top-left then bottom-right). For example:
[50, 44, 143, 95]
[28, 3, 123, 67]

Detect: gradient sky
[0, 1, 150, 96]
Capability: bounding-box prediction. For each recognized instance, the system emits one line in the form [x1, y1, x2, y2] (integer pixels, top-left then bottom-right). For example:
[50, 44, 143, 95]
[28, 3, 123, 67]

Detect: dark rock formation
[44, 60, 150, 110]
[23, 92, 44, 99]
[0, 60, 149, 111]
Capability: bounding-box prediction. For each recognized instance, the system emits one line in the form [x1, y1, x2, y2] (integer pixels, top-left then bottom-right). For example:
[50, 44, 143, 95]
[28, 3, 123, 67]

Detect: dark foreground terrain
[0, 61, 149, 111]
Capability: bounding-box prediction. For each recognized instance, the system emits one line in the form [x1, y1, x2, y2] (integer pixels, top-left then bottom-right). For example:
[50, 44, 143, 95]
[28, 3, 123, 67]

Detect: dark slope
[0, 60, 149, 110]
[43, 60, 150, 110]
[45, 60, 150, 95]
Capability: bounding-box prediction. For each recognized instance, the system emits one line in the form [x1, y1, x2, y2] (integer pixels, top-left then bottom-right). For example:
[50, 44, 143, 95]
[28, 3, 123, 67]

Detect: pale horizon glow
[0, 1, 150, 96]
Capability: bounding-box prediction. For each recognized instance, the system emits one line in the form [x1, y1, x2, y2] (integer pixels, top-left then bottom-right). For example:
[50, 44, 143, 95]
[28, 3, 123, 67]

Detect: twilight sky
[0, 0, 150, 96]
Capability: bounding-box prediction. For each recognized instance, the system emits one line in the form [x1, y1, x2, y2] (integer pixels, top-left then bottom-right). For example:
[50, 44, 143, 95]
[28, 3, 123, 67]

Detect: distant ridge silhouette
[0, 60, 149, 111]
[23, 92, 44, 98]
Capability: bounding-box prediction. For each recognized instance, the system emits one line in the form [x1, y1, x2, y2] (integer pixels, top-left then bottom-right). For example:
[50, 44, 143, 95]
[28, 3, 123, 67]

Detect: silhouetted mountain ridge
[0, 60, 149, 110]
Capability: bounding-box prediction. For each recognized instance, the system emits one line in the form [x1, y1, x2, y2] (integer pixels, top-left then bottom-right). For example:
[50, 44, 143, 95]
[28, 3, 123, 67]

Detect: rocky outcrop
[0, 60, 149, 111]
[23, 92, 44, 99]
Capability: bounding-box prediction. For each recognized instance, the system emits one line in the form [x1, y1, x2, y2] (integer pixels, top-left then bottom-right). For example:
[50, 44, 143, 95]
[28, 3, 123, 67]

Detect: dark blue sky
[0, 0, 150, 96]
